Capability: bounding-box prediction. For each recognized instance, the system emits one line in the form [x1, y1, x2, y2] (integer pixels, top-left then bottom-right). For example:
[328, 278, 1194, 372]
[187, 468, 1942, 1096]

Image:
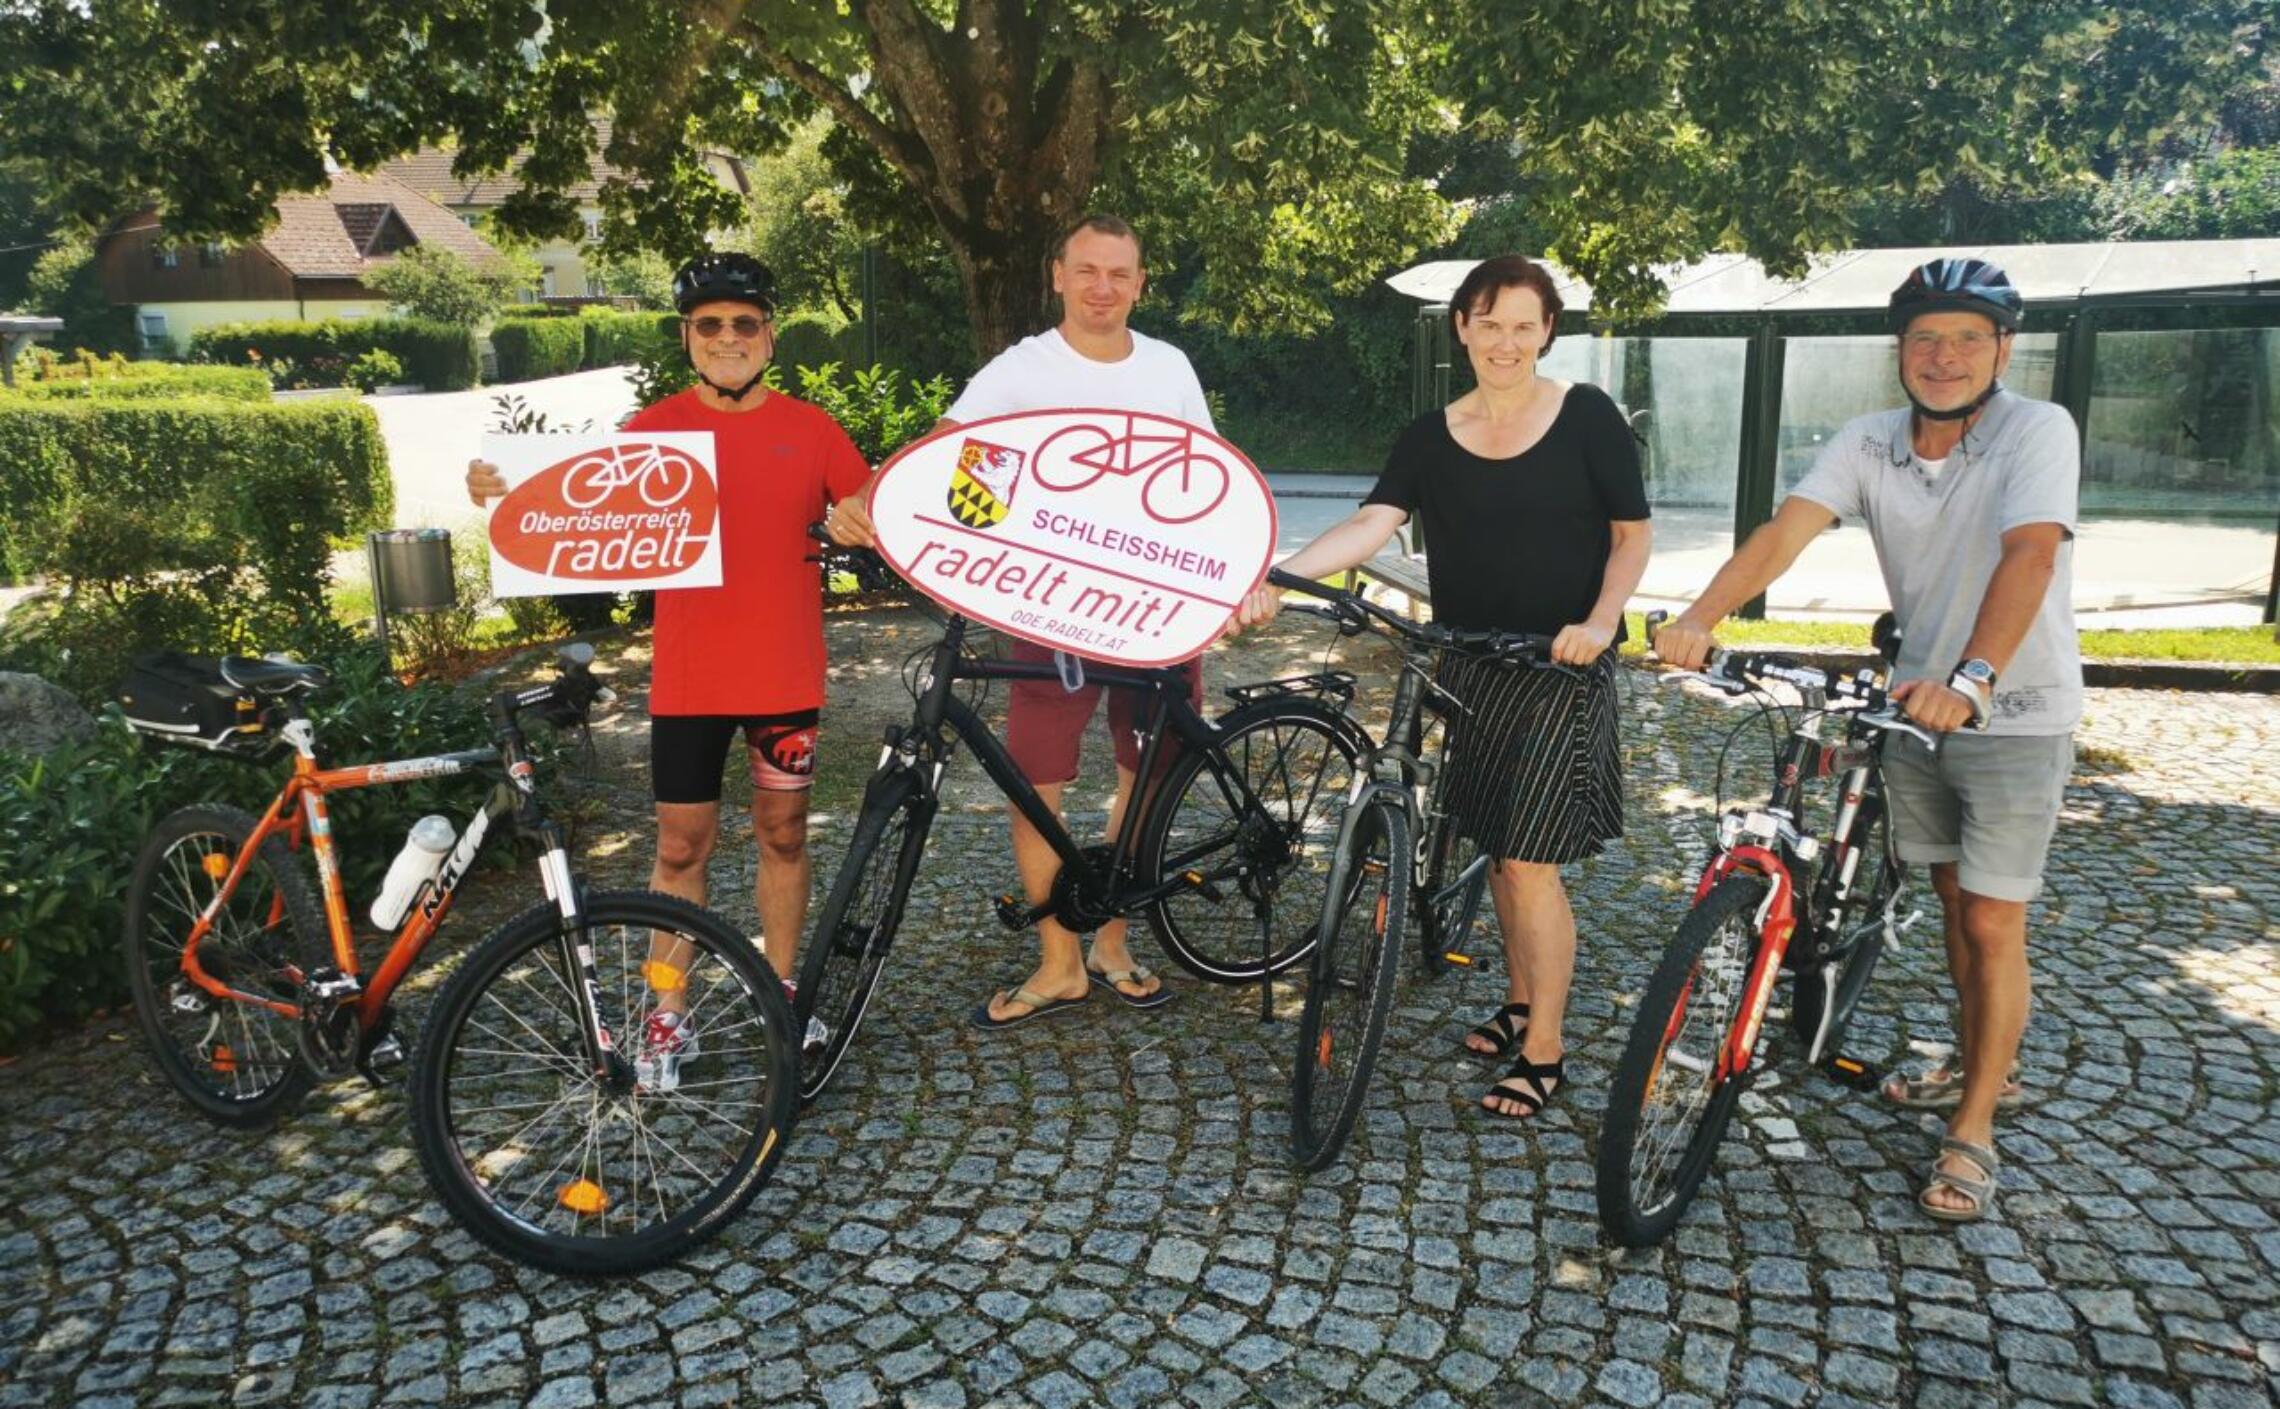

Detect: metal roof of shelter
[1387, 240, 2280, 315]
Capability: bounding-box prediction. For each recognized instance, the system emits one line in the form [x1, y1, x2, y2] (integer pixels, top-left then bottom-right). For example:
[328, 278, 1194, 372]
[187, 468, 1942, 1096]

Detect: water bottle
[369, 815, 457, 930]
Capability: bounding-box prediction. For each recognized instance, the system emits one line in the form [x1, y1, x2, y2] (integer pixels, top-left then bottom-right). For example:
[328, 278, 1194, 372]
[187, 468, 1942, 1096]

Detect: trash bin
[370, 529, 457, 615]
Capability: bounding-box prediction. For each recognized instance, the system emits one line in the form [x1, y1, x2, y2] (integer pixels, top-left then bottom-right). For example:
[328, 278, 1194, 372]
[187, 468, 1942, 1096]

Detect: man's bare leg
[1927, 888, 2030, 1215]
[989, 782, 1094, 1022]
[645, 801, 720, 1014]
[1082, 764, 1161, 1000]
[752, 789, 812, 986]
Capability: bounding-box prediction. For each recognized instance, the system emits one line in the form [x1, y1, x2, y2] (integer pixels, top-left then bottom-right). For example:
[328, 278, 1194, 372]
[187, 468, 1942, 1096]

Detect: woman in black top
[1233, 254, 1652, 1119]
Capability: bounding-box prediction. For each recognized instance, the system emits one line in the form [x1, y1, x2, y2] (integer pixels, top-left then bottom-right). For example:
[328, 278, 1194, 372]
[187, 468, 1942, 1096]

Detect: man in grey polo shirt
[1656, 257, 2077, 1224]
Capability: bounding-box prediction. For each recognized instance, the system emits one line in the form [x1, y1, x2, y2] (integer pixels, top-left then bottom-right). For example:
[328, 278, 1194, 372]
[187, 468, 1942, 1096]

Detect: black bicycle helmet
[673, 252, 777, 315]
[1887, 257, 2022, 334]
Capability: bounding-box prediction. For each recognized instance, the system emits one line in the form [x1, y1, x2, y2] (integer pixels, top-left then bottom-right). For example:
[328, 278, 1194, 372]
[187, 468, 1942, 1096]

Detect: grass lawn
[1616, 612, 2280, 665]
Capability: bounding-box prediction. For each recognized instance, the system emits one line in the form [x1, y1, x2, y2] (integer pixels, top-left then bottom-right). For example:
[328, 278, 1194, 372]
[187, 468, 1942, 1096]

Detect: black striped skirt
[1437, 650, 1623, 865]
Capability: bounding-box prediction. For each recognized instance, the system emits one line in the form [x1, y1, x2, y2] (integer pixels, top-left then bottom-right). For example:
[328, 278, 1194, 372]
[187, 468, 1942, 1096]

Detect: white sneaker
[634, 1010, 699, 1093]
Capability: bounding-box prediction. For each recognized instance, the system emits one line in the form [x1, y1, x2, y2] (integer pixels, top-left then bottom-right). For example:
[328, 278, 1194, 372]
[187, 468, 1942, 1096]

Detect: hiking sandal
[1463, 1002, 1530, 1058]
[1919, 1136, 2000, 1223]
[1482, 1053, 1564, 1119]
[1881, 1062, 2024, 1110]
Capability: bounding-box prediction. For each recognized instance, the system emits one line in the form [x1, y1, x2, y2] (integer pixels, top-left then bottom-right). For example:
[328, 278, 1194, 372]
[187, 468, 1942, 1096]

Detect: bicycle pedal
[992, 893, 1034, 930]
[1816, 1051, 1882, 1091]
[1440, 952, 1473, 967]
[1181, 869, 1225, 902]
[357, 1034, 406, 1087]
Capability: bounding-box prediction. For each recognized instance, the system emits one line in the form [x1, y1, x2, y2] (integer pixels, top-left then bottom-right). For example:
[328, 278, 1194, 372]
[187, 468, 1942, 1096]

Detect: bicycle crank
[296, 968, 364, 1078]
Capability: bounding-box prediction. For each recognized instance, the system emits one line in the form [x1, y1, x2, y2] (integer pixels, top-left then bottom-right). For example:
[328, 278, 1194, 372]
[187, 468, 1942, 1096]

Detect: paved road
[3, 611, 2275, 1408]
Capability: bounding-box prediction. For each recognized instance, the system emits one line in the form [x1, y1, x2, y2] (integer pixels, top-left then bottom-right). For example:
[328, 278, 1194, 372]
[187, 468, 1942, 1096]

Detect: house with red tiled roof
[377, 118, 751, 298]
[96, 170, 514, 355]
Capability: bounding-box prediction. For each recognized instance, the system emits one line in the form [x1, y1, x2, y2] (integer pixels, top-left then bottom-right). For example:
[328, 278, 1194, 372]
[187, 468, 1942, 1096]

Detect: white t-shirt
[945, 327, 1215, 429]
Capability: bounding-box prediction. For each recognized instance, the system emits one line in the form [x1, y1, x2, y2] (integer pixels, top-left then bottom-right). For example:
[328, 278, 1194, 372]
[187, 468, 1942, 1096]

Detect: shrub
[0, 398, 391, 685]
[0, 643, 496, 1054]
[344, 348, 404, 394]
[188, 317, 478, 392]
[580, 310, 679, 371]
[790, 363, 954, 464]
[0, 365, 271, 402]
[365, 245, 520, 326]
[491, 316, 586, 383]
[772, 312, 862, 373]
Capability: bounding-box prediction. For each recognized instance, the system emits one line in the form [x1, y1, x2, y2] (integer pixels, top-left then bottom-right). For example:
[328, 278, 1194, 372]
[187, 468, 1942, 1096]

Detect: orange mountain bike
[116, 643, 797, 1273]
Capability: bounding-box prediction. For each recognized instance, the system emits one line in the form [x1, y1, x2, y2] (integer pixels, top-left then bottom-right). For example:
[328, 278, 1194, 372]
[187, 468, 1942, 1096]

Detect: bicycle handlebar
[490, 641, 614, 733]
[806, 522, 904, 594]
[1642, 610, 1943, 751]
[1268, 568, 1565, 667]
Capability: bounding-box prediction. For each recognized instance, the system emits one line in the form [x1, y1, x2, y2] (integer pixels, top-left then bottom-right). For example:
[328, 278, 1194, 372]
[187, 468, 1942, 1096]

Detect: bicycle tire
[409, 890, 797, 1275]
[1289, 794, 1409, 1171]
[1596, 875, 1769, 1247]
[1138, 696, 1369, 984]
[121, 805, 326, 1129]
[795, 772, 933, 1104]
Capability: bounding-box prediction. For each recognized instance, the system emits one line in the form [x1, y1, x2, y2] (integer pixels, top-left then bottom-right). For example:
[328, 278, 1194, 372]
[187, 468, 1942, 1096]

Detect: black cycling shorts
[650, 711, 821, 804]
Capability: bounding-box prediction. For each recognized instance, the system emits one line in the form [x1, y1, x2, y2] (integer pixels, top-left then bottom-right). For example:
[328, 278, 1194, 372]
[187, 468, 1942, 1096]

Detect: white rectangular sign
[481, 432, 722, 597]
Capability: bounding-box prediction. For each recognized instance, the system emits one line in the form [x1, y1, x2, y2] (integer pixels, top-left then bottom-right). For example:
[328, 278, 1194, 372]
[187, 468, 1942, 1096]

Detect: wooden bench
[1346, 521, 1430, 618]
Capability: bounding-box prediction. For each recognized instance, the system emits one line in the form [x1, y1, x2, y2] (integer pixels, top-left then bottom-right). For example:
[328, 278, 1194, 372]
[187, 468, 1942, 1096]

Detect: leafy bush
[580, 310, 679, 371]
[789, 363, 954, 463]
[365, 245, 520, 326]
[0, 643, 496, 1054]
[772, 312, 863, 373]
[490, 317, 586, 383]
[0, 364, 271, 402]
[344, 348, 404, 394]
[188, 317, 478, 392]
[0, 398, 390, 684]
[18, 236, 139, 357]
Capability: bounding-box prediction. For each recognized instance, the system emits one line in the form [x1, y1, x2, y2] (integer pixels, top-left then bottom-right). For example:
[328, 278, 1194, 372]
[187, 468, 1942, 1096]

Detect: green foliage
[343, 348, 404, 394]
[490, 316, 585, 382]
[771, 312, 863, 374]
[0, 644, 495, 1053]
[0, 363, 271, 403]
[365, 244, 520, 326]
[631, 337, 698, 407]
[787, 363, 952, 465]
[741, 116, 863, 322]
[0, 398, 390, 685]
[189, 317, 478, 391]
[584, 247, 676, 308]
[2102, 149, 2280, 239]
[580, 310, 680, 371]
[18, 235, 137, 357]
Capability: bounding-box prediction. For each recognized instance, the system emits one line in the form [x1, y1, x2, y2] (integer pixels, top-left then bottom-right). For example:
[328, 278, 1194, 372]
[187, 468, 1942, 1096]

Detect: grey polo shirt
[1787, 389, 2082, 736]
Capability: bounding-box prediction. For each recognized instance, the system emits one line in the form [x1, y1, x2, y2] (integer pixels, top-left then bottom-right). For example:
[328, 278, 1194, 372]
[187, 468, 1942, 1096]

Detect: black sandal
[1464, 1002, 1530, 1057]
[1482, 1053, 1564, 1119]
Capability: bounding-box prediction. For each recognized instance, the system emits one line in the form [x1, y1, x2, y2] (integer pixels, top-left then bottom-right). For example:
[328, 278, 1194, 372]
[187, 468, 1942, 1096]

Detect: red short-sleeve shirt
[624, 389, 871, 715]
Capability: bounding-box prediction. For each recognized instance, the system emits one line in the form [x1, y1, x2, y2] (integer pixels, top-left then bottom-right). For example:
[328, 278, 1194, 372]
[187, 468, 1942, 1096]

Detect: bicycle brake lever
[1859, 708, 1938, 752]
[1661, 670, 1747, 695]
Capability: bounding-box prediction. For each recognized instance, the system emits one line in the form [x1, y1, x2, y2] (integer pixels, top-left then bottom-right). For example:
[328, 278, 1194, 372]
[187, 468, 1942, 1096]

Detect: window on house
[151, 245, 180, 269]
[581, 211, 603, 243]
[137, 311, 170, 354]
[199, 243, 226, 267]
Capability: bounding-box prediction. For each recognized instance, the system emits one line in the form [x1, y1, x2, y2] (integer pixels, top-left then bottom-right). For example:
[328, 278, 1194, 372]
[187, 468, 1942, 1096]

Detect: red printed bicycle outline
[559, 442, 703, 511]
[1031, 413, 1232, 525]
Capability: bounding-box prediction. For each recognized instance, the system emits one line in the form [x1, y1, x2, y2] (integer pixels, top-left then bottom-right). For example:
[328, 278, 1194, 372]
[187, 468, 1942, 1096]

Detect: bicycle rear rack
[1224, 671, 1357, 708]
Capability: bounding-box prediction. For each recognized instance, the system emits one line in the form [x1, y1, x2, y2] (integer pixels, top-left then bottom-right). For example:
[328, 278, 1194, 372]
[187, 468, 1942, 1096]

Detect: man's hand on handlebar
[466, 458, 507, 508]
[1649, 614, 1719, 672]
[1889, 679, 1981, 734]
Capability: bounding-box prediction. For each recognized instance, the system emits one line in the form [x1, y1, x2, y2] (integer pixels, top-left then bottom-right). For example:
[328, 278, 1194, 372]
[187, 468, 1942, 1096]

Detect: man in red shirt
[468, 254, 869, 1071]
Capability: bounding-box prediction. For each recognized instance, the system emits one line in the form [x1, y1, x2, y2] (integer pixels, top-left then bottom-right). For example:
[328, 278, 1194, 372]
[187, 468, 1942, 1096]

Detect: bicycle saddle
[220, 656, 331, 694]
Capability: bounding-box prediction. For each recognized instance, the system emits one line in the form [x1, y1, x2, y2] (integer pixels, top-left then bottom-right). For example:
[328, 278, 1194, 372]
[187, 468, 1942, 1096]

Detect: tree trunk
[953, 216, 1057, 361]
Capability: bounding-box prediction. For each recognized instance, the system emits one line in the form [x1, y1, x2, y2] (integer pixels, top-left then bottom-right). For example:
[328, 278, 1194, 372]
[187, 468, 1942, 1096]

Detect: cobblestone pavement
[4, 609, 2277, 1408]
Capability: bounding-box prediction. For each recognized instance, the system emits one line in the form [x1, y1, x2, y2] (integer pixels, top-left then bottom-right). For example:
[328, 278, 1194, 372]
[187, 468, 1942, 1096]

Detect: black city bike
[1266, 570, 1569, 1170]
[1595, 612, 1938, 1246]
[794, 541, 1370, 1103]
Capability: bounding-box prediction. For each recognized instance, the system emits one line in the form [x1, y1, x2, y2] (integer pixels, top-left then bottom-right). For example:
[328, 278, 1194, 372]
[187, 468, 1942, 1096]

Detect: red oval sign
[491, 442, 719, 581]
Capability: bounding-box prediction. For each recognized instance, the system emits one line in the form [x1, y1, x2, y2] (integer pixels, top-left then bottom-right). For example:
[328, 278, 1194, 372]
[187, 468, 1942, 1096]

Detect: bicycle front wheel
[1290, 794, 1409, 1171]
[1139, 696, 1367, 983]
[796, 772, 933, 1104]
[1596, 875, 1768, 1247]
[409, 890, 797, 1275]
[122, 805, 326, 1128]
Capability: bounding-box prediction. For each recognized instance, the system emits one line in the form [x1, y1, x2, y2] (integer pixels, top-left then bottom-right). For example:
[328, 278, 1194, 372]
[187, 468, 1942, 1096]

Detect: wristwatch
[1948, 658, 1997, 728]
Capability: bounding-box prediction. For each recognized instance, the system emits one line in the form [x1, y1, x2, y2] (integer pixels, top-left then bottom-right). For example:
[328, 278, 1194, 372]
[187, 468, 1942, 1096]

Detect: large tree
[1, 1, 2266, 356]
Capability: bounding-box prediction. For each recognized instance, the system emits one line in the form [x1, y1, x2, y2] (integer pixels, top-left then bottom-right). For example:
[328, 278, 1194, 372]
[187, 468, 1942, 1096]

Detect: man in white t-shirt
[830, 215, 1211, 1027]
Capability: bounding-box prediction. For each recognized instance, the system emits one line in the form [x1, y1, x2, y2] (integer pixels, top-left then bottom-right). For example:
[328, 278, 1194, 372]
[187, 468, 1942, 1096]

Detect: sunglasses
[686, 315, 770, 339]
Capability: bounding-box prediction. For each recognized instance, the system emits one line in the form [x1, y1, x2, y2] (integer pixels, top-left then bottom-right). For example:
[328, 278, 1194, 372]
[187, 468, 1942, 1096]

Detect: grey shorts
[1881, 731, 2073, 903]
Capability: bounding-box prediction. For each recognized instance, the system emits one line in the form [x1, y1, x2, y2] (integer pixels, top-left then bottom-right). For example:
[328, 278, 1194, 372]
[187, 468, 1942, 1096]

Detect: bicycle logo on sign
[560, 443, 703, 511]
[1032, 414, 1232, 525]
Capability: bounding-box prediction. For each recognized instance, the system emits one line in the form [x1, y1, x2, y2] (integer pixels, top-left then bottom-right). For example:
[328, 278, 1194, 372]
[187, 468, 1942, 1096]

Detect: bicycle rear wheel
[1596, 875, 1768, 1247]
[1289, 794, 1409, 1171]
[1139, 696, 1366, 983]
[1414, 708, 1489, 975]
[121, 805, 325, 1128]
[1793, 790, 1900, 1059]
[409, 890, 797, 1275]
[796, 772, 933, 1104]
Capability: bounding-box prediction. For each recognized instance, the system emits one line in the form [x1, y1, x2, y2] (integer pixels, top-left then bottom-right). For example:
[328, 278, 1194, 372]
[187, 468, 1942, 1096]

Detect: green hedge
[581, 310, 679, 371]
[773, 312, 865, 375]
[0, 645, 495, 1054]
[491, 316, 587, 382]
[0, 398, 391, 688]
[188, 317, 479, 392]
[0, 365, 272, 403]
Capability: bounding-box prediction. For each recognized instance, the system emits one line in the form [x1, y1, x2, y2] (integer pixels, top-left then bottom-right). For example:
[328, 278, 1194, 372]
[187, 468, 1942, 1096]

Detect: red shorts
[1004, 641, 1204, 787]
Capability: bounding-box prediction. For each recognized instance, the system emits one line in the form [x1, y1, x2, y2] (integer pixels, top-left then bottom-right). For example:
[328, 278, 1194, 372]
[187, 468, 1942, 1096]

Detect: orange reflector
[558, 1179, 608, 1215]
[201, 853, 230, 880]
[1443, 953, 1474, 967]
[641, 960, 686, 994]
[211, 1044, 236, 1074]
[1373, 896, 1388, 936]
[1833, 1057, 1864, 1073]
[1183, 871, 1204, 885]
[1315, 1031, 1333, 1070]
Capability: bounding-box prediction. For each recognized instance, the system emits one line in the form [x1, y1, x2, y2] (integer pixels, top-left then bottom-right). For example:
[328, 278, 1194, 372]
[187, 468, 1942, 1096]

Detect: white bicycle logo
[560, 444, 702, 510]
